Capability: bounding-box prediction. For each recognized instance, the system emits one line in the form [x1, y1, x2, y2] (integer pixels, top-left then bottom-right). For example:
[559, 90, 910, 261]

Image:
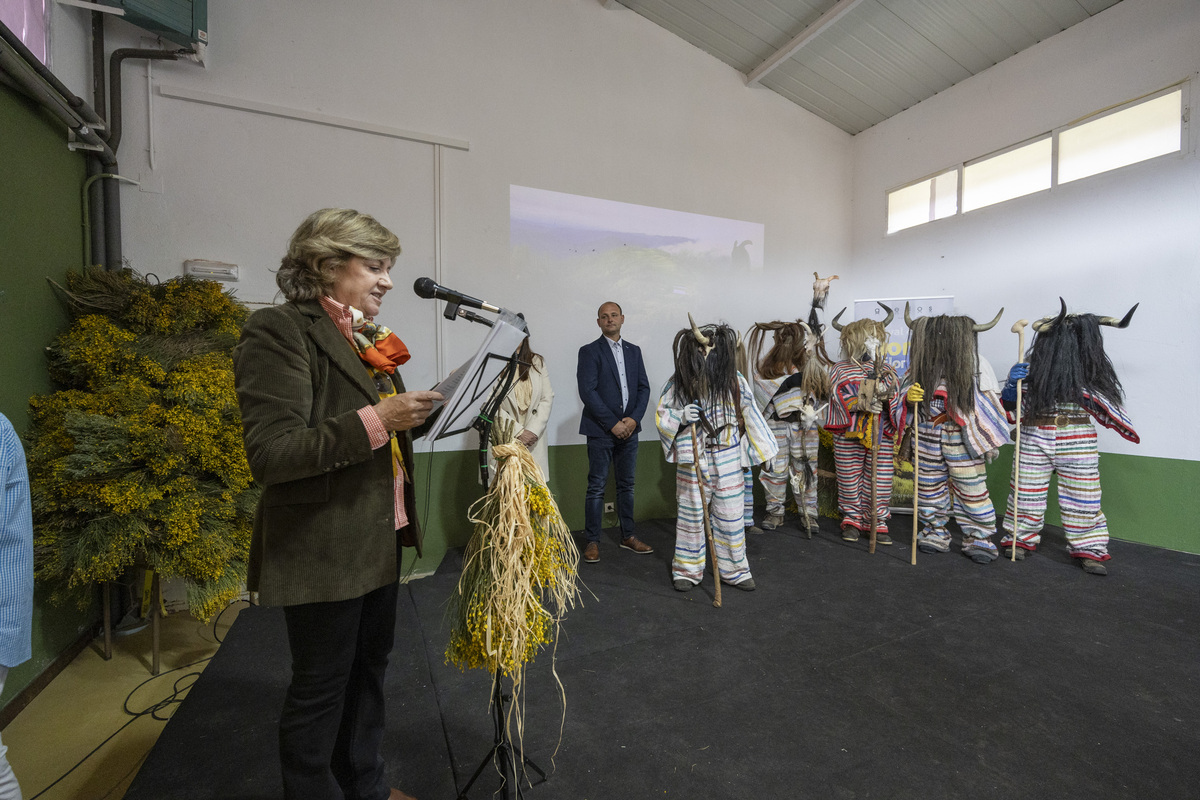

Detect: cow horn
[876, 301, 894, 328]
[1098, 303, 1139, 329]
[688, 313, 711, 346]
[796, 320, 812, 337]
[831, 307, 847, 331]
[904, 301, 915, 330]
[1032, 297, 1068, 332]
[973, 307, 1004, 332]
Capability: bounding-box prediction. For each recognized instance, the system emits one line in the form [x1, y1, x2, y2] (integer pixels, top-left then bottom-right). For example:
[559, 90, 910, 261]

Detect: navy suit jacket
[577, 335, 650, 438]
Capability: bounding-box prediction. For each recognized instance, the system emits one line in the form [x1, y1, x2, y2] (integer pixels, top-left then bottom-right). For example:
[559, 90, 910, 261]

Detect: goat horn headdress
[832, 302, 893, 330]
[973, 307, 1004, 332]
[1098, 303, 1139, 329]
[688, 313, 711, 346]
[1032, 297, 1068, 332]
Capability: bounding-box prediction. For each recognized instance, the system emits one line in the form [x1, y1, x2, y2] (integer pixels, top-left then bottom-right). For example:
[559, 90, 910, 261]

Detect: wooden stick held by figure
[908, 383, 925, 566]
[690, 425, 722, 608]
[865, 348, 885, 555]
[1009, 319, 1029, 562]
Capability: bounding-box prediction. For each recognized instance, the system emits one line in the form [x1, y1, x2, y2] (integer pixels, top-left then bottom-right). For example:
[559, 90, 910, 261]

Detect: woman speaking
[234, 208, 441, 800]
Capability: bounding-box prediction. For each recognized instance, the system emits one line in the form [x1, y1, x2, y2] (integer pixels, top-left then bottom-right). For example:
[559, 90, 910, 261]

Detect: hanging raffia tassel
[445, 418, 582, 763]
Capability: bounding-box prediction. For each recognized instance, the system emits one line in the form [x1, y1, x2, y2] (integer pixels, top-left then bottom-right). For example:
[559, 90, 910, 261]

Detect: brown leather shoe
[389, 789, 417, 800]
[620, 536, 653, 554]
[583, 542, 600, 563]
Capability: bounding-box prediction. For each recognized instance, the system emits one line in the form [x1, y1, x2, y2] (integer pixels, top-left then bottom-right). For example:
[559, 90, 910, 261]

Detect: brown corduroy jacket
[233, 299, 422, 607]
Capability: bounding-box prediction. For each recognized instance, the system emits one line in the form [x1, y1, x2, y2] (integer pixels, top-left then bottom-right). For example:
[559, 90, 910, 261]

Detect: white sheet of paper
[424, 315, 528, 440]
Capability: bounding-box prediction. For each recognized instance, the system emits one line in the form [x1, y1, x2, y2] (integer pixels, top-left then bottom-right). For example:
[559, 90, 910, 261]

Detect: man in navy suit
[577, 301, 653, 563]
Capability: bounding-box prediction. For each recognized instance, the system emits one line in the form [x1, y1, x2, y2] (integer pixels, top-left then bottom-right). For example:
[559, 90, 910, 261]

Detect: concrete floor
[3, 603, 245, 800]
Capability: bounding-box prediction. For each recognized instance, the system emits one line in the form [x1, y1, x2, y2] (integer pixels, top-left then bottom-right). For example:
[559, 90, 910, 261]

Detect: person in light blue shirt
[0, 412, 34, 800]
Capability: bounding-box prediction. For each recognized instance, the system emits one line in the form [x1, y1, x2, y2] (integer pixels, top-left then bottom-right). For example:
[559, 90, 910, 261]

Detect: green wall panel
[409, 440, 1198, 584]
[1, 84, 96, 710]
[402, 441, 679, 577]
[0, 87, 82, 425]
[984, 445, 1197, 554]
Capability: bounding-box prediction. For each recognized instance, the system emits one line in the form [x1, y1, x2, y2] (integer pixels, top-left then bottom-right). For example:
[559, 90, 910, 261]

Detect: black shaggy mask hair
[1026, 313, 1124, 415]
[671, 323, 739, 409]
[908, 315, 978, 417]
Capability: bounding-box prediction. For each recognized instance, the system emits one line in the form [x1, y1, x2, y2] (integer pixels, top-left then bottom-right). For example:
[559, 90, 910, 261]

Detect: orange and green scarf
[350, 307, 411, 480]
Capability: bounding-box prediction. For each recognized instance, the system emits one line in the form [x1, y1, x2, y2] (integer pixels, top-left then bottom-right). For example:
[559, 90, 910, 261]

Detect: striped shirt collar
[319, 296, 354, 343]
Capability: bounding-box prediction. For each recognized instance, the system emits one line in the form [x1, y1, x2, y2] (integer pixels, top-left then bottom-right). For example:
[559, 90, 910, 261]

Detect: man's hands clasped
[610, 416, 638, 439]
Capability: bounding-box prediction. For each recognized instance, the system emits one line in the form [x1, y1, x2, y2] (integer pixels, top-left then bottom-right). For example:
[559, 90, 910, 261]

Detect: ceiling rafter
[611, 0, 1122, 134]
[746, 0, 870, 85]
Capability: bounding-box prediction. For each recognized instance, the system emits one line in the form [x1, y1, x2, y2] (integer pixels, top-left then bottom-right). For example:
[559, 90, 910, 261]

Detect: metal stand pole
[456, 669, 547, 799]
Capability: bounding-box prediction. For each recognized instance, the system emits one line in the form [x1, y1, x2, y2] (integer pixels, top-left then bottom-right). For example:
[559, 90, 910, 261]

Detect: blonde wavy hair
[276, 208, 401, 302]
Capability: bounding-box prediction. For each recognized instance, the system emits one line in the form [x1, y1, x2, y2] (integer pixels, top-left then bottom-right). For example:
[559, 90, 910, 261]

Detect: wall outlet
[604, 502, 615, 513]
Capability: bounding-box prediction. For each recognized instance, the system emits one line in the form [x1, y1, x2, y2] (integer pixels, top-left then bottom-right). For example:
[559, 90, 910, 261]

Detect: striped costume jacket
[656, 373, 778, 468]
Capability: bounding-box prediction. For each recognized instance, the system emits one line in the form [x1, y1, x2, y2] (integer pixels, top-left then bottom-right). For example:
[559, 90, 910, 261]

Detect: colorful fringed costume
[754, 373, 821, 529]
[825, 304, 902, 540]
[899, 306, 1008, 563]
[656, 319, 777, 588]
[1000, 300, 1139, 572]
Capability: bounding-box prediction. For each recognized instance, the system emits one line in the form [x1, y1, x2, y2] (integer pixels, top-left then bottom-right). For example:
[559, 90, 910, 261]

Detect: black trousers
[280, 581, 399, 800]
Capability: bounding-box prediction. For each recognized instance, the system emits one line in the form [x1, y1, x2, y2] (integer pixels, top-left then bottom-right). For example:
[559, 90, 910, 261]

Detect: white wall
[850, 0, 1200, 461]
[47, 0, 853, 452]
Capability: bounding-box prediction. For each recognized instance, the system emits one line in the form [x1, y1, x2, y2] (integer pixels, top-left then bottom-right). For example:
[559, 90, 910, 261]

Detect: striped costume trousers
[673, 442, 753, 586]
[915, 420, 998, 558]
[832, 431, 894, 533]
[1001, 422, 1110, 561]
[759, 419, 819, 520]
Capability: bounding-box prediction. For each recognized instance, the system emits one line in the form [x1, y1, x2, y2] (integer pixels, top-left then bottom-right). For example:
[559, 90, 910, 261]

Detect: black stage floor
[125, 516, 1200, 800]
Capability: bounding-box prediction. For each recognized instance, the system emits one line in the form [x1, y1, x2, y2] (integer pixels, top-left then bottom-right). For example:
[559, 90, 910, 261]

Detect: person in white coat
[492, 337, 555, 482]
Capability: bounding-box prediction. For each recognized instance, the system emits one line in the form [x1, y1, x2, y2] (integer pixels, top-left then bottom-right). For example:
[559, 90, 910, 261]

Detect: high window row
[887, 84, 1188, 234]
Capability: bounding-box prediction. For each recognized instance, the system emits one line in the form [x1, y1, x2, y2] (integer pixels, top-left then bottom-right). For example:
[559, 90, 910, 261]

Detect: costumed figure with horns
[998, 299, 1139, 576]
[747, 319, 830, 536]
[825, 303, 903, 544]
[901, 304, 1009, 563]
[656, 317, 777, 592]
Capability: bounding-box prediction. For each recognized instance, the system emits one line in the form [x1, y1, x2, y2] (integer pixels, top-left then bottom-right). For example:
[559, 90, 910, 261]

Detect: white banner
[853, 295, 954, 376]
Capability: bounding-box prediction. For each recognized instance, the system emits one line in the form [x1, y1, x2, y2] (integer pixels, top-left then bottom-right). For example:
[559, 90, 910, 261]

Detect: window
[0, 0, 48, 64]
[962, 137, 1051, 212]
[885, 83, 1188, 233]
[1059, 88, 1183, 184]
[887, 169, 958, 234]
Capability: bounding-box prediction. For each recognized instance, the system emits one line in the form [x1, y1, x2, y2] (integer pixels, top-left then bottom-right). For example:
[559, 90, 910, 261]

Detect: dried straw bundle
[445, 420, 582, 759]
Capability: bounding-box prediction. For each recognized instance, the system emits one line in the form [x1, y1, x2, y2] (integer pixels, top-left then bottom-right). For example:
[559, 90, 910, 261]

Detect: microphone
[413, 277, 501, 314]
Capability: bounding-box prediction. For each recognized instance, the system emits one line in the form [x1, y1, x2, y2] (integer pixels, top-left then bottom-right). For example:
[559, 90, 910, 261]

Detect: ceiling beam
[746, 0, 869, 85]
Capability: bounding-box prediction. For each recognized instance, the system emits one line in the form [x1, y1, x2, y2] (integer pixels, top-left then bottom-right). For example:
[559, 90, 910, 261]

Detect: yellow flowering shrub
[27, 267, 256, 622]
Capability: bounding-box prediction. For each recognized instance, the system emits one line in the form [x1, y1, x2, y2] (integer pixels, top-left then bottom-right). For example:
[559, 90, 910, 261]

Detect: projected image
[511, 185, 764, 290]
[508, 184, 767, 447]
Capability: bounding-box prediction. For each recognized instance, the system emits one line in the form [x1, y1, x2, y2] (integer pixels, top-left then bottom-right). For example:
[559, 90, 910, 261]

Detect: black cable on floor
[27, 598, 248, 800]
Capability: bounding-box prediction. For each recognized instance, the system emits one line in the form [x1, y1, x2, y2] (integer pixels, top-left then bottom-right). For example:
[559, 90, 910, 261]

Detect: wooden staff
[866, 351, 885, 555]
[690, 424, 722, 608]
[910, 392, 920, 566]
[1009, 320, 1029, 562]
[868, 412, 880, 554]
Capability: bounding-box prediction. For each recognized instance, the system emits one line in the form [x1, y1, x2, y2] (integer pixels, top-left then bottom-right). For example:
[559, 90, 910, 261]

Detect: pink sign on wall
[1, 0, 48, 64]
